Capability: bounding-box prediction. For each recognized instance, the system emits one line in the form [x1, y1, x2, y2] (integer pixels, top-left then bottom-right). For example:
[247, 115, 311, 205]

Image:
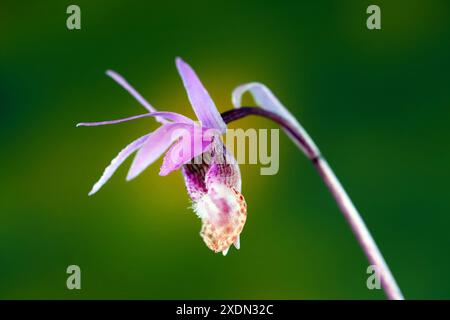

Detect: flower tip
[175, 57, 193, 74]
[125, 172, 137, 182]
[88, 182, 102, 196]
[159, 163, 178, 176]
[175, 56, 185, 66]
[222, 247, 230, 256]
[158, 167, 170, 177]
[105, 69, 116, 77]
[233, 236, 240, 250]
[126, 162, 144, 181]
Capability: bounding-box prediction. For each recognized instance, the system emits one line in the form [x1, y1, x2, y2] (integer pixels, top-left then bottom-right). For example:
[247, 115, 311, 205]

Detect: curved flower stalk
[224, 83, 404, 300]
[78, 58, 403, 299]
[78, 58, 244, 255]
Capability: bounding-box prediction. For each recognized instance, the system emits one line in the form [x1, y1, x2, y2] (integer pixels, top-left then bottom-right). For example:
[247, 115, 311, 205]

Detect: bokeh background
[1, 0, 449, 299]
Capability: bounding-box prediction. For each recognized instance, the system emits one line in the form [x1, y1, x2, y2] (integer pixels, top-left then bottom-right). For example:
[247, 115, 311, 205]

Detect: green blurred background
[1, 0, 449, 299]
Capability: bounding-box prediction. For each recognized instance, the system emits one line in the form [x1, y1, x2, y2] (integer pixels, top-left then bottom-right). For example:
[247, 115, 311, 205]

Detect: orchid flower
[78, 57, 404, 299]
[77, 58, 245, 255]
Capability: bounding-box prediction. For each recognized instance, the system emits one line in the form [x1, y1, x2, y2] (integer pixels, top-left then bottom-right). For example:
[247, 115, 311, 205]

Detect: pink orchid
[78, 57, 404, 299]
[78, 58, 245, 255]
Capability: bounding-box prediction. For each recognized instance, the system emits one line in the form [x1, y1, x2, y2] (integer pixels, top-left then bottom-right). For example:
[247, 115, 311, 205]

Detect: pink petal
[232, 82, 319, 156]
[126, 123, 195, 181]
[76, 111, 194, 127]
[175, 57, 227, 132]
[106, 70, 169, 124]
[159, 127, 215, 176]
[88, 134, 151, 196]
